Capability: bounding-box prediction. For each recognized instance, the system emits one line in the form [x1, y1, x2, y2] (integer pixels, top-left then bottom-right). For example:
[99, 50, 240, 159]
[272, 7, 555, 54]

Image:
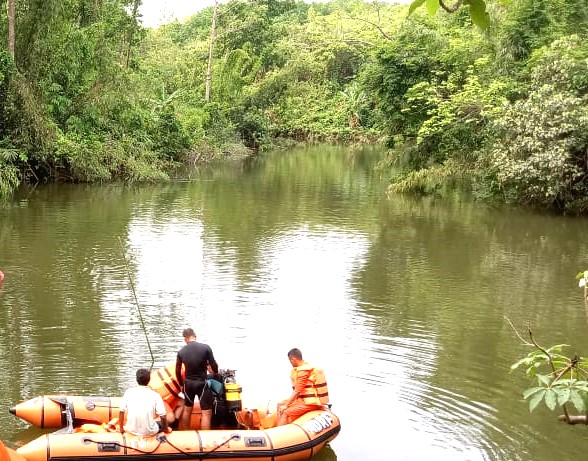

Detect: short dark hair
[136, 368, 151, 386]
[288, 348, 303, 360]
[183, 328, 196, 338]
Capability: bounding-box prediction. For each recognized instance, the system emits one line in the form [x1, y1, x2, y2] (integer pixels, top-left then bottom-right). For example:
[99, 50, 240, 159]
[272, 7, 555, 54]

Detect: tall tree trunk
[205, 0, 218, 103]
[125, 0, 141, 68]
[7, 0, 16, 59]
[79, 0, 102, 25]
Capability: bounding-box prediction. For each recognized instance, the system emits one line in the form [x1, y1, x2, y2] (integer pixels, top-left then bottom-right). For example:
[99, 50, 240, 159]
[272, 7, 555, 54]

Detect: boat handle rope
[162, 433, 241, 457]
[82, 433, 241, 457]
[81, 437, 163, 454]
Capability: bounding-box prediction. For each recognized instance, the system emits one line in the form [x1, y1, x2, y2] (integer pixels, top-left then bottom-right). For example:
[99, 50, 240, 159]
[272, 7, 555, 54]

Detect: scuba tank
[222, 370, 242, 411]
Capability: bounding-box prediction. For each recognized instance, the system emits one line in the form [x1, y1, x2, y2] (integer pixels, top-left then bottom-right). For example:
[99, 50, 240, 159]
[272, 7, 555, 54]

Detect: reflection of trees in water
[352, 194, 588, 401]
[0, 145, 384, 410]
[0, 185, 135, 396]
[192, 145, 385, 284]
[357, 193, 588, 321]
[4, 146, 588, 456]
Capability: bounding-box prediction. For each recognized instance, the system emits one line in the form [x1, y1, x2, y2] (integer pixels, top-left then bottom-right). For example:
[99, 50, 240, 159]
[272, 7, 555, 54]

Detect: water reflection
[2, 146, 588, 460]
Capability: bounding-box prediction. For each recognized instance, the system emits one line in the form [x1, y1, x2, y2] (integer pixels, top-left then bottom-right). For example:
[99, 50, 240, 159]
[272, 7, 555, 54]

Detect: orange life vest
[148, 363, 183, 407]
[290, 364, 329, 405]
[75, 417, 119, 433]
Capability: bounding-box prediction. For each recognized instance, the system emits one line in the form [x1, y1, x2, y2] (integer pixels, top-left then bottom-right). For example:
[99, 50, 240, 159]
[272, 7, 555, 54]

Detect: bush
[489, 37, 588, 213]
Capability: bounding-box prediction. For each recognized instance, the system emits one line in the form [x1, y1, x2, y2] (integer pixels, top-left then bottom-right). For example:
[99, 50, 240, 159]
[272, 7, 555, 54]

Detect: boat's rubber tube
[0, 438, 28, 461]
[9, 396, 121, 429]
[16, 409, 341, 461]
[10, 364, 181, 428]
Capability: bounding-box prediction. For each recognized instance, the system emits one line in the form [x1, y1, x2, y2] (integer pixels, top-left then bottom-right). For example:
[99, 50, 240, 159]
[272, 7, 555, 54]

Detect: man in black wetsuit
[176, 328, 218, 430]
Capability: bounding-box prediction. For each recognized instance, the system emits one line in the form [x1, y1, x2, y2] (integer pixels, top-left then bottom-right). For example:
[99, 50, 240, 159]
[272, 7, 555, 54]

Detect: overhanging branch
[439, 0, 464, 13]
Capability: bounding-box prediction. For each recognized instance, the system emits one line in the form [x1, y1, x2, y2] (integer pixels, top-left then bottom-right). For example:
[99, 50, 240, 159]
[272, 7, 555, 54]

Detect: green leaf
[510, 358, 532, 371]
[426, 0, 439, 16]
[546, 344, 569, 354]
[555, 388, 571, 406]
[544, 389, 557, 411]
[529, 389, 545, 412]
[523, 387, 546, 399]
[537, 374, 552, 386]
[467, 0, 490, 30]
[408, 0, 427, 15]
[573, 382, 588, 393]
[570, 390, 585, 412]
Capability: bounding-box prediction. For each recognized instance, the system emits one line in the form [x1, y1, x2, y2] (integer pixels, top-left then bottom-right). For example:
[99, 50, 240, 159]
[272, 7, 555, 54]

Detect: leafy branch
[408, 0, 489, 30]
[509, 271, 588, 425]
[439, 0, 464, 14]
[342, 15, 394, 42]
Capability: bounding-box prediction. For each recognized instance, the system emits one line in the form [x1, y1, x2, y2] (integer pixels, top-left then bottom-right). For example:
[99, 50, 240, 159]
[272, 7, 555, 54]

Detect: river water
[1, 145, 588, 460]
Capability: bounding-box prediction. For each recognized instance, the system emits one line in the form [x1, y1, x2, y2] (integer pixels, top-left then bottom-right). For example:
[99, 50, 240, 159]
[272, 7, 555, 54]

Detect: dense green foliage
[375, 0, 588, 214]
[1, 0, 588, 213]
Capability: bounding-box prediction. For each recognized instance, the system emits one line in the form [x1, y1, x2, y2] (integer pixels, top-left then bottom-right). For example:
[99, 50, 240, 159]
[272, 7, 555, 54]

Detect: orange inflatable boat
[9, 363, 340, 460]
[9, 395, 121, 429]
[8, 363, 267, 433]
[14, 409, 340, 461]
[10, 364, 182, 429]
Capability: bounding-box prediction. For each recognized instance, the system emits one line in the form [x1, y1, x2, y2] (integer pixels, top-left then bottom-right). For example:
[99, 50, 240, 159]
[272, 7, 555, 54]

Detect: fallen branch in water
[558, 414, 588, 425]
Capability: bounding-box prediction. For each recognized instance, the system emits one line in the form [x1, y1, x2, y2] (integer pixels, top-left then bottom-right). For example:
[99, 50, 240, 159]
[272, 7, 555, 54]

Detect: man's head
[287, 348, 303, 367]
[182, 328, 196, 342]
[136, 368, 151, 386]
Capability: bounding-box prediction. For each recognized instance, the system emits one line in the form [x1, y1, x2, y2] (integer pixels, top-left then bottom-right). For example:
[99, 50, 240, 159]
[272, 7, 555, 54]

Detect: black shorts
[184, 378, 214, 410]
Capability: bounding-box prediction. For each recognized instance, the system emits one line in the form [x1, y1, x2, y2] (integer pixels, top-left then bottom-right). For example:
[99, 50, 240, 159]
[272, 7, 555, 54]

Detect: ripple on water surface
[332, 314, 527, 461]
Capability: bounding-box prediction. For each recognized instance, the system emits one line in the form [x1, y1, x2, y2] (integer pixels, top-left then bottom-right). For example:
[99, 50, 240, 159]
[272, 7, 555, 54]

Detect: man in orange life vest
[276, 348, 329, 426]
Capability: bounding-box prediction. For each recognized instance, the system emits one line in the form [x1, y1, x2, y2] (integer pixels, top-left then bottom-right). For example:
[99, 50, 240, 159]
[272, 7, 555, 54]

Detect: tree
[125, 0, 142, 68]
[7, 0, 16, 58]
[488, 36, 588, 214]
[205, 0, 219, 102]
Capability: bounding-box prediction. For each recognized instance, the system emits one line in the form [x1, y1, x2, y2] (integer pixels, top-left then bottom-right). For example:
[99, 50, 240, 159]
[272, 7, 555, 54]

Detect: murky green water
[1, 145, 588, 460]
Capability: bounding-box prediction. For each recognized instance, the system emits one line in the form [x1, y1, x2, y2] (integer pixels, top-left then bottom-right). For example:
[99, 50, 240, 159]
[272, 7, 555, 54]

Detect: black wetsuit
[176, 341, 218, 410]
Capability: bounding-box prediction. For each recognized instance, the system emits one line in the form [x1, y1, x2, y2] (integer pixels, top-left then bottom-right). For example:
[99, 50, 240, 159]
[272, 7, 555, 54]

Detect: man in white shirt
[119, 368, 171, 436]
